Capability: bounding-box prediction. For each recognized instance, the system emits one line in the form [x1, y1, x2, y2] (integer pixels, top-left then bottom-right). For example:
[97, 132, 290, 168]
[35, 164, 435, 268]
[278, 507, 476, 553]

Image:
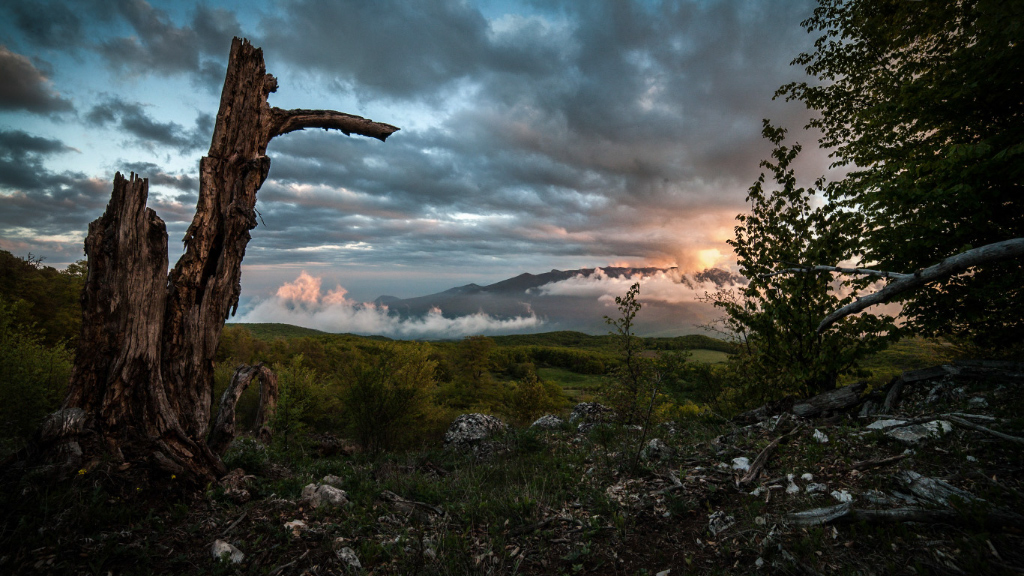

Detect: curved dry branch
[268, 108, 400, 142]
[817, 238, 1024, 333]
[207, 363, 278, 455]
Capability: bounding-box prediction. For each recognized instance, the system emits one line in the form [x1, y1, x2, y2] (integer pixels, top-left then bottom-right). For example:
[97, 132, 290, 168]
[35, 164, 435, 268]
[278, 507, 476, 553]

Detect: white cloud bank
[236, 272, 542, 338]
[534, 267, 745, 307]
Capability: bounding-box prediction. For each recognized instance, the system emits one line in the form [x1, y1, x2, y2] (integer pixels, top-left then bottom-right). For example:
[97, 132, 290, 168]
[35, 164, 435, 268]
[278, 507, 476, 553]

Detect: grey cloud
[0, 46, 74, 114]
[86, 98, 208, 152]
[260, 0, 571, 101]
[120, 161, 200, 193]
[0, 130, 77, 191]
[97, 0, 202, 77]
[4, 0, 85, 49]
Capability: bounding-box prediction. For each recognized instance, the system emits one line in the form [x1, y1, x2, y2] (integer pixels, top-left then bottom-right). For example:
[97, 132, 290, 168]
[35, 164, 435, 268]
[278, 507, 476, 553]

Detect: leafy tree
[602, 282, 660, 425]
[779, 0, 1024, 348]
[342, 343, 439, 453]
[713, 122, 894, 402]
[0, 251, 85, 347]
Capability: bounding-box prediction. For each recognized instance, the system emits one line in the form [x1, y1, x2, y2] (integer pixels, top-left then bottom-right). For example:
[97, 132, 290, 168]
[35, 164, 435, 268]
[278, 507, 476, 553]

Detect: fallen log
[791, 382, 867, 418]
[786, 503, 1024, 529]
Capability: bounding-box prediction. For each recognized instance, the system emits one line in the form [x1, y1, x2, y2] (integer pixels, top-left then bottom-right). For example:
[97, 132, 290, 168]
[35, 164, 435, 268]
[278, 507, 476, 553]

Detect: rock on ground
[301, 483, 349, 509]
[569, 402, 614, 424]
[443, 413, 507, 455]
[336, 546, 362, 569]
[641, 438, 672, 461]
[211, 539, 244, 564]
[530, 414, 564, 429]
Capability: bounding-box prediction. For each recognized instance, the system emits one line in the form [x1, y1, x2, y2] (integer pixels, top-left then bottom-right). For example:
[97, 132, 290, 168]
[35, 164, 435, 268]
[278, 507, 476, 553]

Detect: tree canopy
[780, 0, 1024, 349]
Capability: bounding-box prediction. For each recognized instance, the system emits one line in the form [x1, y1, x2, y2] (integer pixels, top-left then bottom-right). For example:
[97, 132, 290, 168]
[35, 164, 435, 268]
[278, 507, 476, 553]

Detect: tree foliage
[713, 122, 894, 401]
[779, 0, 1024, 348]
[0, 250, 85, 347]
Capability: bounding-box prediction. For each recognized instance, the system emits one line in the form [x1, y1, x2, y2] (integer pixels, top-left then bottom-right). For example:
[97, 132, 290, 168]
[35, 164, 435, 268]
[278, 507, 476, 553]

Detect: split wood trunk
[39, 38, 398, 482]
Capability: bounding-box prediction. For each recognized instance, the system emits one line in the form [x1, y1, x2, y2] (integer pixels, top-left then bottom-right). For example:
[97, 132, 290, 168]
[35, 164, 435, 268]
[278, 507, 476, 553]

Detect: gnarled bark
[39, 37, 398, 482]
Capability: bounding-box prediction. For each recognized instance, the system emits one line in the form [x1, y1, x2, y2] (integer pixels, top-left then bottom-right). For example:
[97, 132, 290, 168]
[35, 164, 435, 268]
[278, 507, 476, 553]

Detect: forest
[1, 0, 1022, 574]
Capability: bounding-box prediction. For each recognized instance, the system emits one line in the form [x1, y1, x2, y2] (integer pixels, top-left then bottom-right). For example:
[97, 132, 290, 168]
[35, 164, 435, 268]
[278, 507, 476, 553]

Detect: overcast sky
[0, 0, 826, 322]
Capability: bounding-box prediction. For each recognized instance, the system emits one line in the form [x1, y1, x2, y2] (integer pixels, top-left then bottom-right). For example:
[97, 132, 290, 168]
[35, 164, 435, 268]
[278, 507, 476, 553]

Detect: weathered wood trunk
[38, 38, 398, 482]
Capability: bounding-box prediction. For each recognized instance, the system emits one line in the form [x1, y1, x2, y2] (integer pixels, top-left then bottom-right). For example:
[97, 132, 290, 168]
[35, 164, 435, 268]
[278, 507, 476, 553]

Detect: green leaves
[784, 0, 1024, 348]
[713, 122, 895, 402]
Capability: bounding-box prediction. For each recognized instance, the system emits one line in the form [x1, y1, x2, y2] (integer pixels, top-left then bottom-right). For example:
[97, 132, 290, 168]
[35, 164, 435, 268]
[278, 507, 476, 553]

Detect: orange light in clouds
[275, 271, 322, 303]
[697, 249, 722, 269]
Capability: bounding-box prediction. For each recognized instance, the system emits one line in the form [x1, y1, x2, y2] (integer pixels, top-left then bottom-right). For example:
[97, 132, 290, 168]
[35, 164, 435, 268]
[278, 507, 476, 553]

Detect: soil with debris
[2, 361, 1022, 575]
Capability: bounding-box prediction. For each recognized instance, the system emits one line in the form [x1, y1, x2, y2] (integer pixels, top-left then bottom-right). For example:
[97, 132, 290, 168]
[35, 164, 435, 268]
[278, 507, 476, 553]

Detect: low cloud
[237, 272, 543, 338]
[534, 267, 745, 306]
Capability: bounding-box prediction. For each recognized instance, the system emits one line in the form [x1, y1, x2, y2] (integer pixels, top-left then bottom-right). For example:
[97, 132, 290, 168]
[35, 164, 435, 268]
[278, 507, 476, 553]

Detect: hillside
[3, 360, 1021, 575]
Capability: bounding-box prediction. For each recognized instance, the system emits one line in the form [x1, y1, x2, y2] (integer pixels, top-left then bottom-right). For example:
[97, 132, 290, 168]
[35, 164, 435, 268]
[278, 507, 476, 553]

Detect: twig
[851, 454, 907, 471]
[654, 470, 684, 496]
[738, 437, 780, 488]
[508, 516, 557, 536]
[222, 511, 247, 536]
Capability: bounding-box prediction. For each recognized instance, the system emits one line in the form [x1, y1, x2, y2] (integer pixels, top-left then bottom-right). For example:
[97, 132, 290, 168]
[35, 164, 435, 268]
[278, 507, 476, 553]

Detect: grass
[686, 349, 730, 364]
[538, 367, 606, 400]
[839, 337, 957, 388]
[4, 363, 1022, 574]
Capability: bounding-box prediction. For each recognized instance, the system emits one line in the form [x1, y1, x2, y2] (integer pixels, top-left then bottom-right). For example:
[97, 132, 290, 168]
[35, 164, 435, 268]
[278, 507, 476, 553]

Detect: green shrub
[342, 343, 444, 453]
[0, 296, 72, 451]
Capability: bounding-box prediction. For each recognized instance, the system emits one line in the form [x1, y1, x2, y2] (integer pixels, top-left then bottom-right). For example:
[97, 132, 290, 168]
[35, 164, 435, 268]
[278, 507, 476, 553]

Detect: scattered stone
[284, 520, 307, 537]
[886, 420, 952, 445]
[812, 429, 829, 443]
[640, 438, 672, 461]
[656, 570, 671, 576]
[806, 483, 828, 494]
[800, 473, 814, 482]
[322, 474, 345, 487]
[968, 396, 989, 408]
[311, 433, 353, 457]
[530, 414, 564, 429]
[785, 474, 800, 495]
[858, 400, 878, 418]
[707, 510, 736, 537]
[966, 455, 978, 462]
[302, 483, 350, 509]
[732, 457, 751, 472]
[335, 546, 362, 570]
[866, 419, 906, 430]
[569, 402, 614, 424]
[830, 490, 853, 503]
[756, 557, 765, 569]
[211, 539, 244, 564]
[443, 413, 507, 455]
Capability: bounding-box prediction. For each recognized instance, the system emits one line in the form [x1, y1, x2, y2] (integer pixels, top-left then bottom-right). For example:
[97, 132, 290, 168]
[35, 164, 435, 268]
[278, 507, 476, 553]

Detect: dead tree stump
[37, 37, 398, 483]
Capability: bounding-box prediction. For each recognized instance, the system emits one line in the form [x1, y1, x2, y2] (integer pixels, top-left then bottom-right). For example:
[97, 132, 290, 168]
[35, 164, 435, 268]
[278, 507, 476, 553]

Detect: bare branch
[268, 108, 400, 142]
[760, 265, 912, 280]
[817, 238, 1024, 333]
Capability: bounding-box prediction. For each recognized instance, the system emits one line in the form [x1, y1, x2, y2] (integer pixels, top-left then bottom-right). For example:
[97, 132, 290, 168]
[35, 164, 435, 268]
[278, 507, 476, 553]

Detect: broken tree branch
[943, 414, 1024, 447]
[817, 238, 1024, 333]
[268, 108, 400, 141]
